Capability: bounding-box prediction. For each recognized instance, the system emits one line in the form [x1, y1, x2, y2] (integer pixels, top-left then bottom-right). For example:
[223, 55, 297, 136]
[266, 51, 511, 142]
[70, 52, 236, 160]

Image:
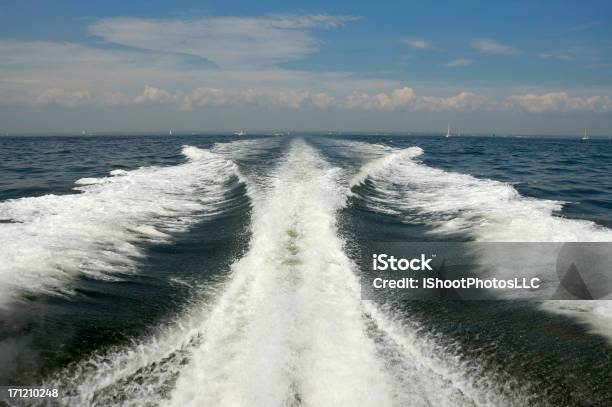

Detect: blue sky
[1, 0, 611, 134]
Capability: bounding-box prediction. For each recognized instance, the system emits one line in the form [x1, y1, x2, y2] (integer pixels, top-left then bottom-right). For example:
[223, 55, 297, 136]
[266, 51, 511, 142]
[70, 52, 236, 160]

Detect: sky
[1, 0, 612, 135]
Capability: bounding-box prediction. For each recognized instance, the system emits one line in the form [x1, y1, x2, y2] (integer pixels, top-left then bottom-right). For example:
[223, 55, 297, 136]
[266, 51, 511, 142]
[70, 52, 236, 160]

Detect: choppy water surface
[0, 133, 611, 406]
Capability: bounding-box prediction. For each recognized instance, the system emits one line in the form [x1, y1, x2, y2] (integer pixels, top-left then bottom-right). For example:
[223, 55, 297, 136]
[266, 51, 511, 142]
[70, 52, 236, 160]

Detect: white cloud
[345, 87, 415, 110]
[444, 58, 472, 67]
[1, 35, 611, 116]
[35, 88, 92, 107]
[133, 85, 178, 105]
[539, 51, 576, 61]
[344, 87, 488, 111]
[157, 87, 337, 111]
[101, 91, 133, 106]
[413, 92, 489, 111]
[11, 80, 612, 116]
[181, 88, 229, 110]
[90, 15, 357, 68]
[471, 39, 520, 55]
[183, 88, 338, 110]
[401, 38, 430, 50]
[0, 40, 192, 89]
[310, 92, 336, 109]
[19, 83, 489, 113]
[0, 39, 397, 108]
[508, 92, 612, 112]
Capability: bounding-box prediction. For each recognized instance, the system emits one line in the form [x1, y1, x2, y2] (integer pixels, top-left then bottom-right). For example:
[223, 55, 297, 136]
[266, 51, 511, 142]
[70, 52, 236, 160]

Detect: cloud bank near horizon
[8, 81, 611, 115]
[1, 13, 611, 132]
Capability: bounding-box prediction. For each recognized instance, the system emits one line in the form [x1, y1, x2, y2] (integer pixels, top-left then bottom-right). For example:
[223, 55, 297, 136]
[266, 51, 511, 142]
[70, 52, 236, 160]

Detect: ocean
[0, 133, 611, 406]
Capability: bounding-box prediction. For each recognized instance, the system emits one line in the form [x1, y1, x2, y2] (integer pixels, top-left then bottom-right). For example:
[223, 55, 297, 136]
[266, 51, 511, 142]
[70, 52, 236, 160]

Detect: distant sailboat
[235, 130, 246, 136]
[169, 129, 173, 136]
[445, 124, 451, 138]
[581, 128, 589, 141]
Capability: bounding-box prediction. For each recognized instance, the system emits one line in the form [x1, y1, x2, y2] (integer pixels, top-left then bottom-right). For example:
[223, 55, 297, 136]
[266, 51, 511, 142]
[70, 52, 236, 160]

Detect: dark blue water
[0, 134, 238, 200]
[1, 133, 611, 406]
[335, 134, 612, 228]
[2, 134, 610, 227]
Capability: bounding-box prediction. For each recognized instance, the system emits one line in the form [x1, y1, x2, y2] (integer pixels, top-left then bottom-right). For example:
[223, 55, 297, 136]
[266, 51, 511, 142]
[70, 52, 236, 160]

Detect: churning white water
[43, 138, 521, 406]
[347, 141, 612, 343]
[0, 146, 239, 308]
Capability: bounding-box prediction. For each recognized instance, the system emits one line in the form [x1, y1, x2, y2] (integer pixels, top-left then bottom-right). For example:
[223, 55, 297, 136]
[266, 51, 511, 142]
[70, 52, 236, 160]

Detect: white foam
[211, 137, 282, 162]
[181, 145, 215, 160]
[0, 145, 240, 308]
[43, 292, 221, 406]
[169, 139, 396, 406]
[350, 147, 424, 188]
[43, 139, 524, 406]
[109, 169, 128, 176]
[350, 141, 612, 341]
[211, 137, 285, 205]
[351, 145, 612, 242]
[318, 138, 394, 163]
[167, 139, 519, 406]
[541, 300, 612, 341]
[362, 302, 528, 406]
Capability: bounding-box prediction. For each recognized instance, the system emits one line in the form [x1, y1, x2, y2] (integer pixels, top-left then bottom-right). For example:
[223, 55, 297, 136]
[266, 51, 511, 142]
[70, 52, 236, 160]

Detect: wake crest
[348, 141, 612, 343]
[0, 146, 240, 308]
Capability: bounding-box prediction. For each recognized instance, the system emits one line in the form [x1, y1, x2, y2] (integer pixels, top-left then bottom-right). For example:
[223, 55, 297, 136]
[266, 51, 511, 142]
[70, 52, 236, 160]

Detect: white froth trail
[45, 138, 520, 406]
[167, 139, 515, 407]
[211, 137, 284, 199]
[211, 137, 282, 161]
[351, 146, 612, 242]
[349, 141, 612, 341]
[0, 145, 239, 308]
[169, 139, 395, 406]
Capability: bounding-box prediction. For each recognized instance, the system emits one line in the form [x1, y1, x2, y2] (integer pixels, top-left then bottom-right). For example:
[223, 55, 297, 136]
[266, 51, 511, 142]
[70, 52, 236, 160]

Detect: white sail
[582, 128, 589, 140]
[446, 124, 451, 138]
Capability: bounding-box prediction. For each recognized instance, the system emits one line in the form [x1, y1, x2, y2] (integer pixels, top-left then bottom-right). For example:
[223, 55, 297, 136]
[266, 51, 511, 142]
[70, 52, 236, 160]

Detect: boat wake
[41, 139, 526, 406]
[347, 140, 612, 342]
[0, 145, 241, 308]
